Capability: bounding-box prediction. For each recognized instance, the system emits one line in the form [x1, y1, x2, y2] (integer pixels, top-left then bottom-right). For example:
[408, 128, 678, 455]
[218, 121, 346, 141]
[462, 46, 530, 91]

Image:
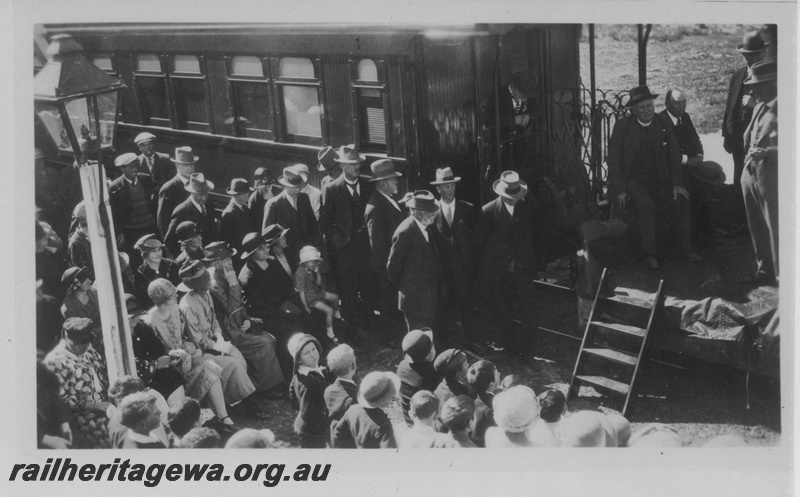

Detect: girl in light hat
[294, 245, 342, 344]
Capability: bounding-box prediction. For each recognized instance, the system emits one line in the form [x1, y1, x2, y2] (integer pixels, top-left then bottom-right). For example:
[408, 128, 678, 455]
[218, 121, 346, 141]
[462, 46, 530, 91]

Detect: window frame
[131, 53, 171, 128]
[224, 55, 276, 141]
[348, 57, 392, 155]
[167, 53, 214, 133]
[270, 56, 327, 146]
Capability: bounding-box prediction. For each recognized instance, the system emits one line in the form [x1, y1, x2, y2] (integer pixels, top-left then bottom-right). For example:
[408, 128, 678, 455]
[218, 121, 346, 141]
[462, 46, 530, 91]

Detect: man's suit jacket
[263, 192, 322, 267]
[743, 97, 778, 172]
[109, 173, 157, 231]
[221, 199, 254, 253]
[434, 199, 478, 302]
[319, 175, 373, 250]
[387, 217, 443, 320]
[606, 113, 682, 199]
[722, 66, 754, 155]
[137, 152, 172, 194]
[247, 186, 282, 230]
[239, 258, 296, 322]
[473, 196, 537, 287]
[163, 197, 217, 255]
[660, 110, 704, 159]
[365, 190, 407, 275]
[157, 175, 190, 238]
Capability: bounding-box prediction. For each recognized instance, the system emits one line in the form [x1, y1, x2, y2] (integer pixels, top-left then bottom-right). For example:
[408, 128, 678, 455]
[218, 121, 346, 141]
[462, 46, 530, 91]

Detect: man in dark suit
[430, 167, 480, 350]
[661, 89, 723, 246]
[164, 173, 217, 255]
[109, 152, 158, 269]
[722, 31, 765, 229]
[387, 191, 444, 334]
[220, 178, 255, 268]
[607, 85, 700, 270]
[365, 159, 408, 346]
[473, 171, 538, 364]
[263, 165, 323, 269]
[157, 146, 197, 239]
[134, 132, 172, 194]
[319, 145, 375, 332]
[740, 61, 778, 285]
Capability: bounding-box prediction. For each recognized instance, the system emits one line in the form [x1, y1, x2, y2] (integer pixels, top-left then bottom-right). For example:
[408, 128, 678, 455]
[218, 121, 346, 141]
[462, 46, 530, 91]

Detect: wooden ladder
[567, 268, 664, 418]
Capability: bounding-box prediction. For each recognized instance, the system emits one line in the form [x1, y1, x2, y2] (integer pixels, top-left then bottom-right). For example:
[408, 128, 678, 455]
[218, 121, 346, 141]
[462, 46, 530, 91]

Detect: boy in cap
[395, 328, 441, 423]
[204, 241, 285, 397]
[134, 132, 172, 192]
[332, 371, 399, 448]
[432, 395, 477, 448]
[287, 333, 335, 448]
[324, 344, 358, 442]
[398, 390, 440, 448]
[527, 389, 567, 447]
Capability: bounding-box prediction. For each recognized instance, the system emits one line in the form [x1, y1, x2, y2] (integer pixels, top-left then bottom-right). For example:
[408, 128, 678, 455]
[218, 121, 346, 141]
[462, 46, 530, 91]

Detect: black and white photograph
[4, 1, 796, 496]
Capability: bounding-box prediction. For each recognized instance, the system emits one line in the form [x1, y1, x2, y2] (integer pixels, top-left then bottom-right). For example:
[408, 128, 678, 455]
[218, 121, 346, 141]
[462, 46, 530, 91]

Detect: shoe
[645, 255, 659, 270]
[326, 330, 340, 345]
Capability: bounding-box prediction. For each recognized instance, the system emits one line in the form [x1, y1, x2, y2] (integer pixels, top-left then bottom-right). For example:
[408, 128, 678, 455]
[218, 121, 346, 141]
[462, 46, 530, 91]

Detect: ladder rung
[576, 375, 630, 395]
[590, 321, 647, 338]
[601, 296, 653, 310]
[583, 347, 638, 366]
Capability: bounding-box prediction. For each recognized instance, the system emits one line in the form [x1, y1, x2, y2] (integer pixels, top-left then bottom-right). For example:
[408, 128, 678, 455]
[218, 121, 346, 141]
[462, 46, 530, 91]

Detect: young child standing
[324, 344, 358, 444]
[288, 334, 335, 448]
[294, 246, 341, 344]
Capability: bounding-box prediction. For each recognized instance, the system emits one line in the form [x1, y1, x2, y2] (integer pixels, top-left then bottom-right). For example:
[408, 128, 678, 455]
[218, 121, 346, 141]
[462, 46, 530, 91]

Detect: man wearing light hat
[660, 89, 726, 246]
[364, 158, 407, 344]
[431, 167, 480, 350]
[740, 60, 778, 285]
[220, 178, 255, 263]
[474, 171, 537, 366]
[319, 145, 375, 334]
[164, 172, 218, 255]
[387, 190, 445, 334]
[110, 152, 158, 269]
[157, 146, 199, 238]
[722, 31, 765, 228]
[263, 165, 323, 269]
[134, 132, 172, 193]
[607, 85, 701, 270]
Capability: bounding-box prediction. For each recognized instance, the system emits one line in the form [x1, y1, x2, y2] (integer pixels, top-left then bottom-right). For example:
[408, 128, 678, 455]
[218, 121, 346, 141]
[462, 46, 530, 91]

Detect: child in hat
[432, 395, 478, 448]
[288, 334, 335, 448]
[398, 390, 440, 448]
[396, 328, 441, 424]
[324, 344, 358, 444]
[294, 245, 342, 344]
[332, 371, 399, 448]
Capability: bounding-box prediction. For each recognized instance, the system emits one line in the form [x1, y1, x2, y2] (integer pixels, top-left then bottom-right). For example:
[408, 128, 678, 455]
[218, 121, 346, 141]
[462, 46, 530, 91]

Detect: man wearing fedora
[247, 167, 281, 229]
[431, 167, 480, 350]
[722, 31, 765, 229]
[157, 146, 198, 238]
[474, 171, 538, 365]
[660, 89, 726, 246]
[164, 173, 218, 256]
[109, 152, 159, 270]
[740, 60, 778, 285]
[134, 132, 172, 193]
[317, 145, 342, 194]
[204, 241, 286, 398]
[607, 85, 700, 270]
[387, 191, 446, 335]
[221, 178, 255, 265]
[263, 165, 323, 269]
[319, 145, 376, 334]
[365, 159, 408, 345]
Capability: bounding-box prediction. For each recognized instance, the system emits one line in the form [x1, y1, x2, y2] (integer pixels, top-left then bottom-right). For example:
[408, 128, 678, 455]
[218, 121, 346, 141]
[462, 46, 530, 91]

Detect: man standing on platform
[164, 173, 217, 256]
[157, 147, 198, 239]
[109, 152, 158, 270]
[134, 132, 172, 194]
[221, 178, 255, 261]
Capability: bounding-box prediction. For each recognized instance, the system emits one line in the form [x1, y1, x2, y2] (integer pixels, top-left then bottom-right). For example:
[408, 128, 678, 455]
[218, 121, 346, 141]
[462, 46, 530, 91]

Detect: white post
[79, 164, 136, 383]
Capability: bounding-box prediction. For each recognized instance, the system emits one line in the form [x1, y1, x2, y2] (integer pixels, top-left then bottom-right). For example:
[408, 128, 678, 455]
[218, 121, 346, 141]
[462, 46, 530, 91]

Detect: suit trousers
[333, 231, 375, 324]
[404, 314, 437, 335]
[625, 180, 692, 255]
[742, 163, 779, 281]
[491, 267, 538, 356]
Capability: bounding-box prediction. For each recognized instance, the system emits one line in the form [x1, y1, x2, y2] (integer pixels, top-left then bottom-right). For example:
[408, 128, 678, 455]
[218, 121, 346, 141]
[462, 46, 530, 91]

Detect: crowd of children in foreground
[49, 327, 750, 449]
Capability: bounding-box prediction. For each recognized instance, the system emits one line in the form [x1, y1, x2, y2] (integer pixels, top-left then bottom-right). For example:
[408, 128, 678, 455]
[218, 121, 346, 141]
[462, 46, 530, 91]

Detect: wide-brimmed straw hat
[430, 167, 461, 186]
[185, 173, 214, 194]
[492, 171, 528, 200]
[358, 372, 401, 409]
[334, 144, 366, 164]
[171, 146, 199, 164]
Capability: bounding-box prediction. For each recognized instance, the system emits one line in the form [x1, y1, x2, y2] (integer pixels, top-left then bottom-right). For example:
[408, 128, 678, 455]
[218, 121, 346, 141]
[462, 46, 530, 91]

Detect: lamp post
[34, 33, 136, 383]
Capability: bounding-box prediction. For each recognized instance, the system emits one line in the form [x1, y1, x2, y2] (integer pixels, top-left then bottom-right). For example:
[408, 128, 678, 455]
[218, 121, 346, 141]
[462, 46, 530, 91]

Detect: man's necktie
[349, 183, 359, 203]
[445, 204, 453, 227]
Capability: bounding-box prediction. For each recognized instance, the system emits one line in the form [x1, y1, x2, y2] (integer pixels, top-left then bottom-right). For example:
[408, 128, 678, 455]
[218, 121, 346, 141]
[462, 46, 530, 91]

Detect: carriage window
[275, 57, 323, 145]
[351, 58, 388, 153]
[92, 54, 113, 72]
[133, 54, 170, 127]
[169, 55, 210, 132]
[227, 56, 272, 140]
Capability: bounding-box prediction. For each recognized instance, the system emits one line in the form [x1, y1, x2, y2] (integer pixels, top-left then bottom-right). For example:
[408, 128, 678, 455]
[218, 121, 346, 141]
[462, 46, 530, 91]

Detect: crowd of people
[33, 26, 776, 450]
